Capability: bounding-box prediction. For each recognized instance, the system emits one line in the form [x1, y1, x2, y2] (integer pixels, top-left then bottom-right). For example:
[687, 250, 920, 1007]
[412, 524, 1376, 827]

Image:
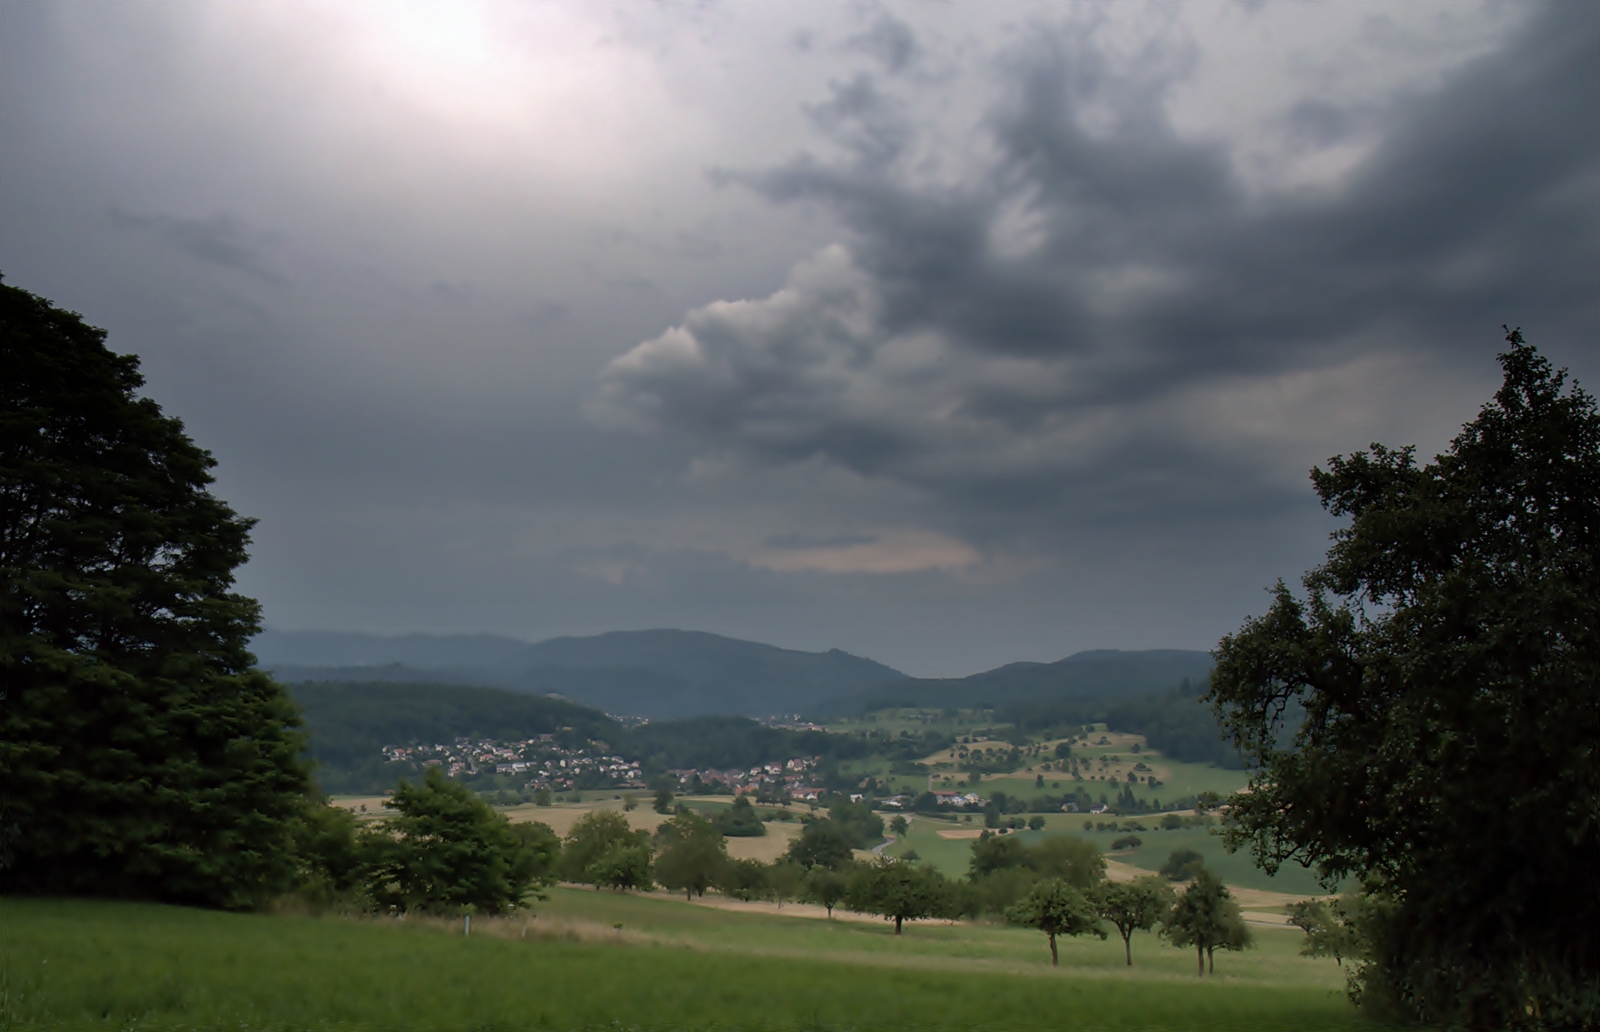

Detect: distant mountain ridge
[255, 629, 1214, 724]
[814, 648, 1216, 718]
[253, 628, 904, 719]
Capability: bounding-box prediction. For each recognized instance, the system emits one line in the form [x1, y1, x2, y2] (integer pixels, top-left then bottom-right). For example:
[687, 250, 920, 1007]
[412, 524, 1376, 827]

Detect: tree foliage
[1096, 876, 1174, 966]
[653, 810, 727, 900]
[361, 767, 553, 914]
[717, 856, 769, 901]
[1162, 867, 1251, 976]
[847, 857, 949, 934]
[802, 864, 850, 917]
[1209, 332, 1600, 1026]
[1005, 877, 1104, 966]
[713, 794, 767, 837]
[964, 831, 1105, 916]
[1287, 897, 1363, 969]
[559, 809, 647, 887]
[784, 818, 856, 870]
[0, 281, 311, 909]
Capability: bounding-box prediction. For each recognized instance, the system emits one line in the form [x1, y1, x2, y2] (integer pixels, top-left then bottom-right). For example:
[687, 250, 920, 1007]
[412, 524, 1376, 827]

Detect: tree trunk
[1207, 945, 1215, 975]
[685, 887, 692, 901]
[1197, 943, 1205, 976]
[894, 915, 903, 934]
[1049, 933, 1059, 967]
[1123, 931, 1133, 966]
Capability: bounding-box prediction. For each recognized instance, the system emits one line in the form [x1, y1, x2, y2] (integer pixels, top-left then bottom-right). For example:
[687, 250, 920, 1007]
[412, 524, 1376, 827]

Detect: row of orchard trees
[300, 773, 1251, 976]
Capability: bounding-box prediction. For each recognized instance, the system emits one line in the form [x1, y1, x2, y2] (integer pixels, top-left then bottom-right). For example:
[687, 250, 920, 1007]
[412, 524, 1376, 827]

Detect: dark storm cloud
[602, 5, 1600, 528]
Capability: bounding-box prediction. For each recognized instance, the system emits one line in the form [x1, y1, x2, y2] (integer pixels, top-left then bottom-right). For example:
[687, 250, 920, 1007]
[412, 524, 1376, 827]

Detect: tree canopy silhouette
[1210, 330, 1600, 1027]
[1, 280, 310, 908]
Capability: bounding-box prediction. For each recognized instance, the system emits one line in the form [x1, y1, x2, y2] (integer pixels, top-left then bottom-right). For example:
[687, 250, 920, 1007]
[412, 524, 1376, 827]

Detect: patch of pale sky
[1166, 1, 1528, 194]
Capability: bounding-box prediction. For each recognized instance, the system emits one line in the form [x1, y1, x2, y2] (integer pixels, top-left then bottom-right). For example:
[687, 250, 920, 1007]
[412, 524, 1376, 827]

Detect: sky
[4, 1, 1598, 676]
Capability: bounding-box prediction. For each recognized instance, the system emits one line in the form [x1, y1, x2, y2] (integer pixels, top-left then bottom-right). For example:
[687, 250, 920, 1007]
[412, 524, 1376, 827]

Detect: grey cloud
[601, 5, 1600, 531]
[764, 532, 878, 549]
[847, 13, 918, 74]
[108, 209, 286, 284]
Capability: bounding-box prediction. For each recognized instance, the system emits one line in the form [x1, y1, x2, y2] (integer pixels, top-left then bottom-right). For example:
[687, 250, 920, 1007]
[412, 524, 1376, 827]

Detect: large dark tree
[1210, 331, 1600, 1027]
[0, 281, 311, 908]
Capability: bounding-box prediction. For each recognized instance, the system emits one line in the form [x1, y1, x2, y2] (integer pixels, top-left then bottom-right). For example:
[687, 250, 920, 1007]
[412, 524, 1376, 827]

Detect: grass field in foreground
[1, 892, 1369, 1032]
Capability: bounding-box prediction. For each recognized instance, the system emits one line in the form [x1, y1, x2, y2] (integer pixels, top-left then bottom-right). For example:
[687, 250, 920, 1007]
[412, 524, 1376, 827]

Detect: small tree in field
[889, 815, 909, 837]
[848, 857, 947, 934]
[784, 818, 854, 870]
[1288, 897, 1363, 968]
[1163, 868, 1252, 976]
[718, 857, 768, 901]
[766, 861, 806, 908]
[361, 767, 549, 914]
[1006, 878, 1104, 966]
[560, 810, 647, 887]
[803, 865, 849, 918]
[591, 843, 652, 892]
[654, 810, 727, 901]
[1096, 876, 1174, 966]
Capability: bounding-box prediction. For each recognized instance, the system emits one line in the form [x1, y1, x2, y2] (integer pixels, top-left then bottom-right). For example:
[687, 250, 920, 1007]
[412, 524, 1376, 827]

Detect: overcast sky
[4, 2, 1598, 676]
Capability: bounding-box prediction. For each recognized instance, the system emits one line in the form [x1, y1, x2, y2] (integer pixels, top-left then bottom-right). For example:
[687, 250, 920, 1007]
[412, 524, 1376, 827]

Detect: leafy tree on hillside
[1027, 835, 1104, 888]
[1095, 876, 1174, 966]
[826, 797, 885, 849]
[1006, 878, 1105, 966]
[559, 809, 647, 887]
[968, 831, 1029, 879]
[654, 810, 727, 900]
[653, 787, 674, 814]
[1287, 897, 1363, 968]
[1209, 332, 1600, 1027]
[717, 857, 768, 901]
[889, 815, 909, 836]
[766, 861, 806, 908]
[0, 281, 312, 909]
[713, 794, 767, 837]
[290, 800, 365, 909]
[803, 865, 850, 917]
[1162, 867, 1251, 976]
[360, 767, 551, 914]
[591, 842, 652, 892]
[1158, 849, 1204, 881]
[784, 818, 855, 870]
[847, 857, 949, 934]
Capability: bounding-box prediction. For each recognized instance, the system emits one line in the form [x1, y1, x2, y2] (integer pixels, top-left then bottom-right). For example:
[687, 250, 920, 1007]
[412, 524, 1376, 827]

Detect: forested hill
[816, 649, 1215, 717]
[287, 681, 886, 793]
[290, 681, 621, 791]
[257, 628, 904, 719]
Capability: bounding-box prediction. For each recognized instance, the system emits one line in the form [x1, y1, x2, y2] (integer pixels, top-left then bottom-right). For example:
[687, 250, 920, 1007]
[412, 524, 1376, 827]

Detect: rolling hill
[255, 628, 904, 719]
[815, 648, 1215, 717]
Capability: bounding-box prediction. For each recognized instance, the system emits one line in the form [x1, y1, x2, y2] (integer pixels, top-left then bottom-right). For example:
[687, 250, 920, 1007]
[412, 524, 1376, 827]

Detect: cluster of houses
[379, 736, 645, 790]
[666, 756, 822, 798]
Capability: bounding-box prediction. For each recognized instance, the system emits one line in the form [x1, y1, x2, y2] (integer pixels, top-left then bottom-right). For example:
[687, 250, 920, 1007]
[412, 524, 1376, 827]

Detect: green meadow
[1, 889, 1366, 1032]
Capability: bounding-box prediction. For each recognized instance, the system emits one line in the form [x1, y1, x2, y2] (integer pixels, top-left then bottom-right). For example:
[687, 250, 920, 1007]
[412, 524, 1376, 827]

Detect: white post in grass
[464, 914, 471, 937]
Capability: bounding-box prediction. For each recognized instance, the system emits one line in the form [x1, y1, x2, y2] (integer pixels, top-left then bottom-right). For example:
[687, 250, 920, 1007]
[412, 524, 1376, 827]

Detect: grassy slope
[3, 893, 1361, 1032]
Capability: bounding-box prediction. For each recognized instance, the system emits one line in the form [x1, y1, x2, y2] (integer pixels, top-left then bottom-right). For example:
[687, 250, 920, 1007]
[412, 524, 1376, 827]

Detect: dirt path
[643, 891, 886, 925]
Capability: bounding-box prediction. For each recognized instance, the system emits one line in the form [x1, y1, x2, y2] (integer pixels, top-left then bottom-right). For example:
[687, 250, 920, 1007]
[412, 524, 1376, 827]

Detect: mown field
[2, 889, 1366, 1032]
